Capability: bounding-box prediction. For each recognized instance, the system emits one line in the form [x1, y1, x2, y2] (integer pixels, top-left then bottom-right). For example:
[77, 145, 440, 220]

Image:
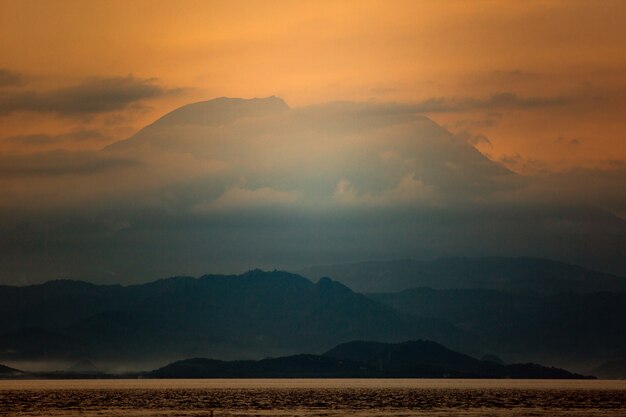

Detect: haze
[0, 0, 625, 284]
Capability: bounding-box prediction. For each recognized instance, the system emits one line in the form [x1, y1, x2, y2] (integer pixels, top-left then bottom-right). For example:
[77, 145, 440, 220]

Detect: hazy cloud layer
[0, 76, 179, 116]
[0, 150, 137, 178]
[0, 97, 624, 284]
[0, 69, 23, 87]
[3, 129, 110, 147]
[413, 93, 570, 113]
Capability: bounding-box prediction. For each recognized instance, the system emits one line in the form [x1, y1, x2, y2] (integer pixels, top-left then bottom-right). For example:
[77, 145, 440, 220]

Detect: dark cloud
[0, 150, 137, 177]
[517, 166, 626, 221]
[446, 115, 502, 130]
[1, 201, 624, 285]
[0, 69, 23, 87]
[606, 160, 626, 168]
[492, 70, 540, 80]
[498, 153, 550, 174]
[3, 129, 110, 146]
[413, 92, 570, 113]
[0, 76, 181, 116]
[456, 131, 493, 148]
[555, 135, 583, 146]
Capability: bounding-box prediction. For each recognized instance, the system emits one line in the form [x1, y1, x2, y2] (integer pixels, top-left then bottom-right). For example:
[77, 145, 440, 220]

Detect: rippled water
[1, 379, 625, 416]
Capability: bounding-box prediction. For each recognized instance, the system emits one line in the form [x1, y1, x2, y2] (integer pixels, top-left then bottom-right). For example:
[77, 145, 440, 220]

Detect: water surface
[1, 379, 625, 416]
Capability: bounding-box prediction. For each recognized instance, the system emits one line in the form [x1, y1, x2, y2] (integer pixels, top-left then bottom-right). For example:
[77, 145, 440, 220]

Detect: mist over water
[1, 379, 625, 417]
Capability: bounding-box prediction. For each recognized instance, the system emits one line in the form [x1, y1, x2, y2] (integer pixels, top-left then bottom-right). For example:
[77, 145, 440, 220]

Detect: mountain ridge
[106, 96, 290, 152]
[0, 269, 467, 371]
[298, 256, 626, 294]
[151, 339, 592, 379]
[1, 260, 624, 375]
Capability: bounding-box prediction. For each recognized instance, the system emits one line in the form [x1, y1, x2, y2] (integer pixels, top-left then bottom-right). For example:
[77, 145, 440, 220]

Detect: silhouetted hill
[66, 359, 100, 374]
[0, 327, 86, 361]
[0, 280, 128, 333]
[298, 257, 626, 294]
[150, 354, 367, 378]
[325, 340, 495, 375]
[0, 363, 24, 376]
[0, 270, 466, 366]
[151, 340, 590, 379]
[325, 340, 591, 379]
[3, 266, 623, 373]
[370, 288, 626, 370]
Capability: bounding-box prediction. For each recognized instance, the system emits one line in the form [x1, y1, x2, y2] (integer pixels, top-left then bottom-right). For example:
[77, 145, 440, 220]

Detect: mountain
[325, 340, 495, 376]
[66, 359, 100, 374]
[107, 96, 290, 152]
[325, 340, 591, 379]
[0, 270, 467, 369]
[369, 287, 626, 371]
[107, 97, 513, 191]
[592, 358, 626, 380]
[298, 257, 626, 294]
[0, 327, 86, 362]
[2, 264, 623, 373]
[150, 340, 590, 379]
[2, 97, 625, 284]
[150, 354, 368, 378]
[0, 363, 24, 377]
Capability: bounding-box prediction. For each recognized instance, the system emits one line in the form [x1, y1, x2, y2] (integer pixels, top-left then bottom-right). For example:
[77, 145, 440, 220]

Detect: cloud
[334, 174, 434, 206]
[194, 185, 299, 212]
[505, 166, 626, 221]
[0, 69, 24, 87]
[0, 150, 137, 177]
[555, 135, 583, 146]
[0, 76, 181, 116]
[498, 153, 550, 175]
[333, 178, 357, 203]
[492, 70, 540, 80]
[455, 131, 493, 148]
[413, 92, 570, 113]
[445, 114, 503, 130]
[468, 134, 492, 147]
[3, 129, 110, 147]
[0, 97, 624, 284]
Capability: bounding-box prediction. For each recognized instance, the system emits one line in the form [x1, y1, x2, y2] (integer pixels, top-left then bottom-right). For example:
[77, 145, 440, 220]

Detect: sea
[1, 379, 625, 416]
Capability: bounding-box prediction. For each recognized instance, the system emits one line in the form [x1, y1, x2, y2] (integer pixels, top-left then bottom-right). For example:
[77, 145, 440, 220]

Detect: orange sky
[1, 0, 626, 172]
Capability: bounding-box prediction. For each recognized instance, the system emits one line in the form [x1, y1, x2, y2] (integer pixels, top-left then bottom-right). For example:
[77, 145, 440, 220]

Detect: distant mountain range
[0, 270, 465, 370]
[297, 257, 626, 294]
[151, 340, 591, 379]
[0, 363, 24, 377]
[0, 340, 590, 380]
[370, 288, 626, 372]
[1, 258, 625, 377]
[299, 258, 625, 375]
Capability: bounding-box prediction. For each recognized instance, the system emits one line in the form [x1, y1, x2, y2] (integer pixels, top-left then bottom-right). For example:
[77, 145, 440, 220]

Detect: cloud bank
[0, 97, 624, 284]
[3, 129, 111, 147]
[0, 76, 179, 117]
[0, 69, 24, 87]
[413, 93, 570, 113]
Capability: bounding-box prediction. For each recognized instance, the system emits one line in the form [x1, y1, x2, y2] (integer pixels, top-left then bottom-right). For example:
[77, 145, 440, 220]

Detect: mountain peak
[149, 96, 289, 128]
[105, 96, 290, 151]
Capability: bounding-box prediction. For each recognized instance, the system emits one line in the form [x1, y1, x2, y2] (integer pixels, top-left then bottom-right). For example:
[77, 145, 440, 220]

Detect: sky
[0, 0, 625, 283]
